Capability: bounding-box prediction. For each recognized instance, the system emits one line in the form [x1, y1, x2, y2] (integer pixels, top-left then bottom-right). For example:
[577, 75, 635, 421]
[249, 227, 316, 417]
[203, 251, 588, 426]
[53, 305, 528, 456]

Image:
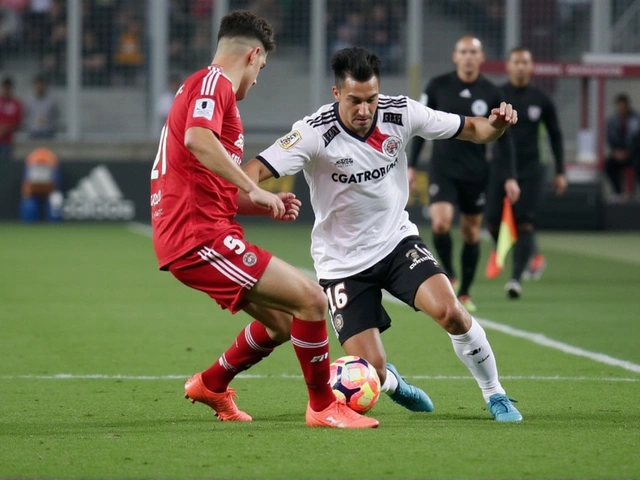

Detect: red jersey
[0, 96, 22, 145]
[151, 66, 245, 269]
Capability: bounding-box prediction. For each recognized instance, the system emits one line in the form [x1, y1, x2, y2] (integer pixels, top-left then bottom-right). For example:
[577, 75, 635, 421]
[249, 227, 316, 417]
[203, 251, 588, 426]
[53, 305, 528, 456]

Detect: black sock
[530, 231, 539, 257]
[488, 227, 499, 246]
[513, 229, 534, 281]
[433, 232, 455, 278]
[459, 242, 480, 297]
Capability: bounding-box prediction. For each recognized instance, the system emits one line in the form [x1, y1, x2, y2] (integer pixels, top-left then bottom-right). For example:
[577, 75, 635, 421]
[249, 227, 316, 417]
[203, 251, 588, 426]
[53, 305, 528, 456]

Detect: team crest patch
[243, 252, 257, 267]
[528, 105, 542, 121]
[382, 136, 402, 157]
[278, 130, 302, 149]
[333, 313, 344, 333]
[193, 98, 214, 120]
[428, 183, 439, 197]
[471, 99, 488, 116]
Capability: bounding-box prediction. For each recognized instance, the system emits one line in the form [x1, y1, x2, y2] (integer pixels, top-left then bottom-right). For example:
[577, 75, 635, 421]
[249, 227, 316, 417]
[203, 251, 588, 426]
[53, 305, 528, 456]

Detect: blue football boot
[487, 394, 523, 422]
[386, 363, 434, 412]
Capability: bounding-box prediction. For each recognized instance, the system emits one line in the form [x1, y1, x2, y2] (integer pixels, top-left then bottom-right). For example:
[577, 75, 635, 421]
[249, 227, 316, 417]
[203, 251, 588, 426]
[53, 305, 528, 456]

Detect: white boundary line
[1, 373, 638, 382]
[127, 222, 640, 376]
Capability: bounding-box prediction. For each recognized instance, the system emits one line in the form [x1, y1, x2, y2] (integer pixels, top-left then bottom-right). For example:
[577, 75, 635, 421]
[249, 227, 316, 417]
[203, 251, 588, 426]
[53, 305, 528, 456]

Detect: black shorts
[319, 236, 446, 345]
[428, 168, 487, 215]
[486, 166, 545, 227]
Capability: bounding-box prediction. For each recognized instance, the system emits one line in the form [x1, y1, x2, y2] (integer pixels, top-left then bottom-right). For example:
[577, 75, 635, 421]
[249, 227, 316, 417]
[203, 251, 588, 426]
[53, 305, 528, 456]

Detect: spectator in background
[0, 77, 22, 161]
[42, 0, 66, 85]
[0, 3, 22, 67]
[155, 73, 182, 127]
[82, 29, 108, 86]
[24, 0, 52, 56]
[113, 13, 144, 85]
[24, 73, 58, 138]
[605, 93, 640, 201]
[247, 0, 283, 36]
[364, 3, 401, 73]
[330, 11, 364, 56]
[19, 147, 62, 222]
[631, 126, 640, 199]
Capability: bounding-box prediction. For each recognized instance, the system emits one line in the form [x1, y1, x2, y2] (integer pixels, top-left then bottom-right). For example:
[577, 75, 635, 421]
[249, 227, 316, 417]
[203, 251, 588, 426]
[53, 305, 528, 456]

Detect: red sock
[290, 318, 335, 411]
[201, 321, 279, 393]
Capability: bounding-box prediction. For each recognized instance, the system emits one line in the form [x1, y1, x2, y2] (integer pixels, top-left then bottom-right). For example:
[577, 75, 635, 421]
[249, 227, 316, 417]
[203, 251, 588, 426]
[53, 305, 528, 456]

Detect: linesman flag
[496, 197, 517, 268]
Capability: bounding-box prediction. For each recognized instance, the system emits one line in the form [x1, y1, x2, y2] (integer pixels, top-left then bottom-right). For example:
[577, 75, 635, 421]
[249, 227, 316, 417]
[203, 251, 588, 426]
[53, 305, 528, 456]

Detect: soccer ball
[329, 355, 381, 413]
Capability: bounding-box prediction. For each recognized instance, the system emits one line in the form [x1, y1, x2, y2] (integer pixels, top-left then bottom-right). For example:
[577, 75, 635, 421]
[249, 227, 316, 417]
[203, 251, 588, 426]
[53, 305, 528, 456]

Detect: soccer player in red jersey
[150, 11, 377, 429]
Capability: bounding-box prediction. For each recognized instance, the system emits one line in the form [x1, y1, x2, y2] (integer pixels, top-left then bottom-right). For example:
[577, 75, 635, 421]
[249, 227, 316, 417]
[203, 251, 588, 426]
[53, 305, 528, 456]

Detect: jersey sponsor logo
[528, 105, 542, 121]
[234, 133, 244, 151]
[382, 135, 402, 157]
[278, 130, 302, 149]
[242, 252, 257, 267]
[471, 99, 488, 116]
[62, 165, 135, 221]
[382, 112, 403, 126]
[331, 158, 398, 184]
[334, 157, 354, 168]
[322, 125, 340, 146]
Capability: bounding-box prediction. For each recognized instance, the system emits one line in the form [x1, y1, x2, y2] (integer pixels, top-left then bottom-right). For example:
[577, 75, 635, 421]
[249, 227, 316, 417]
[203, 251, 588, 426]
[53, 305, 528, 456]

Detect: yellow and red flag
[496, 197, 518, 268]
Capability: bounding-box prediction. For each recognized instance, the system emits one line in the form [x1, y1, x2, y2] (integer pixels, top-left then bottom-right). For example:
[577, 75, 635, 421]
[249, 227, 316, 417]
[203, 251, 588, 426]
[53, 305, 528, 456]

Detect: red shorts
[168, 232, 273, 314]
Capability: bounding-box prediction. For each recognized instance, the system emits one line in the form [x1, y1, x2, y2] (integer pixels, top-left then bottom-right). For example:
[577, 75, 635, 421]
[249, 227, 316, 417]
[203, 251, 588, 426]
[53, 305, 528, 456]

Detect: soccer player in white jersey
[241, 47, 523, 421]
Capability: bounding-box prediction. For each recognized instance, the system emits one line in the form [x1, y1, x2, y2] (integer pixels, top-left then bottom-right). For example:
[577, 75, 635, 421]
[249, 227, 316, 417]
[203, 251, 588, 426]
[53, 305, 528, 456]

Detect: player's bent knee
[436, 300, 470, 334]
[297, 280, 327, 320]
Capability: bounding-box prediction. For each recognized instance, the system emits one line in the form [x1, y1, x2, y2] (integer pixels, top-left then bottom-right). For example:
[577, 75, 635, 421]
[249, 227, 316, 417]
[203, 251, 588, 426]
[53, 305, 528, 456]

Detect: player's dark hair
[331, 47, 381, 88]
[2, 76, 13, 88]
[508, 46, 531, 58]
[614, 93, 630, 105]
[217, 10, 276, 53]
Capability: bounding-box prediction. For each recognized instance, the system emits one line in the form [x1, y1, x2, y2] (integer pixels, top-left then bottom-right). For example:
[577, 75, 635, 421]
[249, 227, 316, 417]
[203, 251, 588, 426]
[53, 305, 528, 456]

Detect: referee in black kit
[485, 47, 566, 299]
[408, 35, 519, 313]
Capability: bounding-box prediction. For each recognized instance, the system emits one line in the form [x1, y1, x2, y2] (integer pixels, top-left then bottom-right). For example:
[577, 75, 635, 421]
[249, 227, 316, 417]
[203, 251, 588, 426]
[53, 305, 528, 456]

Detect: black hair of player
[217, 10, 276, 53]
[508, 46, 531, 58]
[614, 93, 630, 106]
[331, 47, 381, 89]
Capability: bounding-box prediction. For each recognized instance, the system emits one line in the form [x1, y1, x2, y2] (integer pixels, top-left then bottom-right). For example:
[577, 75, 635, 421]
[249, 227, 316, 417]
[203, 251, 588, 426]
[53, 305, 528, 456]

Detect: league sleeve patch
[193, 98, 215, 120]
[277, 130, 302, 149]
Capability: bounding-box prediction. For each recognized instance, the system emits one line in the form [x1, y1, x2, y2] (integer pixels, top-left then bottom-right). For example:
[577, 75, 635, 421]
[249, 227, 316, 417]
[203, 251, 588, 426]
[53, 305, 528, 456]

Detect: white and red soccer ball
[329, 355, 381, 413]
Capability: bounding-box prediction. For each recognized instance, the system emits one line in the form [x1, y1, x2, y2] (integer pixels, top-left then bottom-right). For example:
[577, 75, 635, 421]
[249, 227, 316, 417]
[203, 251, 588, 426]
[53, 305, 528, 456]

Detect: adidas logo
[63, 165, 135, 220]
[459, 89, 472, 98]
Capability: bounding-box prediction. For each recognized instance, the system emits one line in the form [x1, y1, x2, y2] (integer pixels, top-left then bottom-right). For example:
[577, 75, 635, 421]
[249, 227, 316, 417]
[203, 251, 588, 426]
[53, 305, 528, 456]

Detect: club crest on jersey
[471, 99, 488, 116]
[382, 135, 402, 158]
[193, 98, 214, 120]
[332, 313, 344, 333]
[528, 105, 542, 121]
[243, 252, 257, 267]
[382, 112, 403, 126]
[278, 130, 302, 149]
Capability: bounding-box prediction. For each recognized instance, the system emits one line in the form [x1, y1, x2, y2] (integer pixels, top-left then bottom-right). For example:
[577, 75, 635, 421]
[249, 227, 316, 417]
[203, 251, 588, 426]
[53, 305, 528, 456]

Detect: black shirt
[408, 71, 516, 182]
[496, 82, 564, 179]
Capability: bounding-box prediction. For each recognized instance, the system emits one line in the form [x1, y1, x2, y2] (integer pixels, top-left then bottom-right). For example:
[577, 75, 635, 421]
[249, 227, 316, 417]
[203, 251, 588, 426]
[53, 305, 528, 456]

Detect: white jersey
[257, 95, 464, 279]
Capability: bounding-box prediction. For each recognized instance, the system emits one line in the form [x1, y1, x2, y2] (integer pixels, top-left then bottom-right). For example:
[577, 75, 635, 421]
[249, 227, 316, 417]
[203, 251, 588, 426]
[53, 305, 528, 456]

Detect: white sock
[381, 367, 399, 394]
[448, 318, 505, 402]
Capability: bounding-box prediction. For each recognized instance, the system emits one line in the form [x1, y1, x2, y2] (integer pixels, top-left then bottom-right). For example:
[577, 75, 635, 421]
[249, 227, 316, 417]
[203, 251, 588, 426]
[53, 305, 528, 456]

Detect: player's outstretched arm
[457, 102, 518, 144]
[184, 127, 285, 218]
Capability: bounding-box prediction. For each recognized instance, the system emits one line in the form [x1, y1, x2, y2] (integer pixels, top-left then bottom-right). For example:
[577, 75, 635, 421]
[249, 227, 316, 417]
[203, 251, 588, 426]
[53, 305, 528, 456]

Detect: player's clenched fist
[248, 186, 286, 219]
[276, 192, 301, 222]
[488, 101, 518, 130]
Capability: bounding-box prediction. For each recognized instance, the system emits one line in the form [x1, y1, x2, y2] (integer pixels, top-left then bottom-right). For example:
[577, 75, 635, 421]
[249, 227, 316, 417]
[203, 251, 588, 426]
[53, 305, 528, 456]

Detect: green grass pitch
[1, 223, 639, 479]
